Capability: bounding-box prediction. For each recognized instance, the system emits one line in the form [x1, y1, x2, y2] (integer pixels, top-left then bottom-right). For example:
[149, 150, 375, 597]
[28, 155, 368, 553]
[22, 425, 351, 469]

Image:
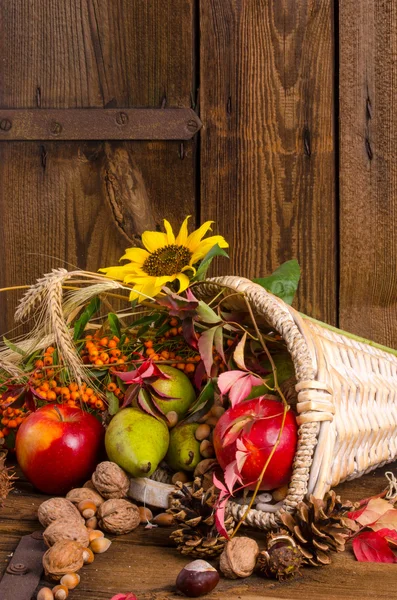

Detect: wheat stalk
[14, 268, 70, 322]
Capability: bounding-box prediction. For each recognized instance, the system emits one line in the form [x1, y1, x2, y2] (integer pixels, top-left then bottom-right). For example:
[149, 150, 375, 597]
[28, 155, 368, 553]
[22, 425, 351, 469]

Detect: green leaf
[73, 297, 100, 341]
[196, 301, 222, 324]
[192, 244, 229, 282]
[3, 337, 26, 357]
[108, 313, 121, 339]
[182, 380, 215, 423]
[106, 391, 119, 415]
[253, 259, 301, 305]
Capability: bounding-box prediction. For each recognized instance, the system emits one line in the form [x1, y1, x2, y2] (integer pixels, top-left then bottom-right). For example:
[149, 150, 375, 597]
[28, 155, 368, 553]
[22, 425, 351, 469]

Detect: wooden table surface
[1, 463, 396, 600]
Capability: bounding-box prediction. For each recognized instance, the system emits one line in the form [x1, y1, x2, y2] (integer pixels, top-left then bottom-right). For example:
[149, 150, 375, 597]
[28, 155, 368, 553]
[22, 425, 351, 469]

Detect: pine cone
[280, 491, 355, 566]
[167, 477, 234, 558]
[257, 534, 302, 581]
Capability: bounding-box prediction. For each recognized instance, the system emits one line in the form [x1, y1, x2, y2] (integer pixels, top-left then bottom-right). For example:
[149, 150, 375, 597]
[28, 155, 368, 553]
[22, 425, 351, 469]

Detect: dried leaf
[352, 531, 397, 563]
[196, 301, 222, 324]
[198, 327, 218, 376]
[356, 498, 393, 527]
[233, 332, 247, 370]
[376, 528, 397, 546]
[371, 509, 397, 533]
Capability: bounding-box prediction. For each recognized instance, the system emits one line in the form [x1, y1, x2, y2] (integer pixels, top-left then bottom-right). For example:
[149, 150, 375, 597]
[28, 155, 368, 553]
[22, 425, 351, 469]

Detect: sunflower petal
[128, 278, 162, 302]
[186, 221, 214, 252]
[175, 216, 191, 246]
[99, 265, 136, 281]
[155, 275, 176, 287]
[191, 236, 229, 264]
[182, 264, 196, 275]
[120, 247, 149, 264]
[175, 273, 190, 293]
[142, 231, 168, 253]
[163, 220, 176, 245]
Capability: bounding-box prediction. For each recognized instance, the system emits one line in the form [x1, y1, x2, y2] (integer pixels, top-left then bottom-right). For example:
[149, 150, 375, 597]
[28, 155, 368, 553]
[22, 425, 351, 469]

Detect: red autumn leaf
[352, 531, 397, 563]
[115, 360, 169, 385]
[198, 326, 218, 376]
[355, 498, 393, 527]
[218, 370, 262, 407]
[371, 509, 397, 532]
[376, 528, 397, 546]
[348, 506, 366, 521]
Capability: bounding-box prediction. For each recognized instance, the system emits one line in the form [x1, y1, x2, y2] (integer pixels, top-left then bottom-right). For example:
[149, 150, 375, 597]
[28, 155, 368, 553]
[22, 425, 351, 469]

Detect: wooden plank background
[0, 0, 396, 347]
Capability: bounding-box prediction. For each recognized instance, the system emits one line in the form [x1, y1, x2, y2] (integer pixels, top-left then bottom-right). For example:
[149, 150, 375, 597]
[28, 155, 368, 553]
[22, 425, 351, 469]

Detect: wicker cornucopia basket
[192, 276, 397, 530]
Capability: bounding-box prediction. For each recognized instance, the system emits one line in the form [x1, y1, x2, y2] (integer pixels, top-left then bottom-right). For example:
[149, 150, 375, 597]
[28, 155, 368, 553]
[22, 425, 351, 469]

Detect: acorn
[176, 560, 219, 597]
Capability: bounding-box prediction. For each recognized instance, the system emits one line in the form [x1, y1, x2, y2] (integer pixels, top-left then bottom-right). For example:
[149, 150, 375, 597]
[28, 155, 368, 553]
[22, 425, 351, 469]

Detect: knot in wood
[0, 118, 12, 132]
[49, 121, 62, 135]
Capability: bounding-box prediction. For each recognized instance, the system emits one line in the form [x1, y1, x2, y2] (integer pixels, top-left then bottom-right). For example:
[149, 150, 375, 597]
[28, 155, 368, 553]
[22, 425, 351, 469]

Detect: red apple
[213, 398, 298, 490]
[16, 404, 104, 494]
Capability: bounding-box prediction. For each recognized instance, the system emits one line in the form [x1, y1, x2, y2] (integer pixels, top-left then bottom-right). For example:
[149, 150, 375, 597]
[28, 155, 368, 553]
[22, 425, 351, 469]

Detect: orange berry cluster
[0, 402, 29, 439]
[81, 335, 129, 371]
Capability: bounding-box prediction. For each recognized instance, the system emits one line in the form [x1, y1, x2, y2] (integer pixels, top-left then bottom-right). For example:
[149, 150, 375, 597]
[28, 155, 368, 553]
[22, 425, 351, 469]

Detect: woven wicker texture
[195, 276, 397, 530]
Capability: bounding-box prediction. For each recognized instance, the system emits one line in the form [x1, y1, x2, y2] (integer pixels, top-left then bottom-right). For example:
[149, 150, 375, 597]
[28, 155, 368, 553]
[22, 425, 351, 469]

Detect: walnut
[66, 487, 104, 507]
[92, 461, 130, 499]
[97, 499, 140, 535]
[38, 498, 84, 528]
[219, 537, 259, 579]
[43, 520, 90, 548]
[42, 540, 85, 581]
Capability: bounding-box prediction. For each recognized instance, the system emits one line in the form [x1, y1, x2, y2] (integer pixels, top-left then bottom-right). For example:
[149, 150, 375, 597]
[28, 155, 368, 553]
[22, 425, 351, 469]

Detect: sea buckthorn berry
[68, 382, 78, 392]
[170, 327, 178, 337]
[7, 420, 17, 428]
[161, 351, 170, 360]
[35, 360, 44, 369]
[46, 369, 55, 378]
[61, 387, 69, 396]
[47, 391, 57, 401]
[112, 336, 120, 343]
[46, 346, 55, 354]
[107, 383, 117, 392]
[185, 363, 195, 374]
[108, 340, 117, 349]
[110, 349, 121, 358]
[94, 359, 104, 366]
[85, 335, 93, 340]
[100, 337, 109, 347]
[55, 387, 62, 395]
[44, 356, 53, 366]
[169, 352, 176, 359]
[152, 354, 159, 361]
[86, 388, 94, 397]
[175, 356, 182, 361]
[176, 363, 185, 371]
[114, 388, 121, 396]
[99, 353, 109, 363]
[170, 318, 179, 327]
[177, 326, 183, 334]
[109, 357, 118, 364]
[49, 380, 57, 389]
[40, 382, 50, 392]
[71, 392, 80, 401]
[95, 400, 105, 410]
[89, 350, 99, 359]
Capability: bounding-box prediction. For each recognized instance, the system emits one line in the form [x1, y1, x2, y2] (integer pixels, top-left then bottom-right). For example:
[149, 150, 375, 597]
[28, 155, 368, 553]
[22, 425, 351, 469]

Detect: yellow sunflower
[99, 216, 228, 301]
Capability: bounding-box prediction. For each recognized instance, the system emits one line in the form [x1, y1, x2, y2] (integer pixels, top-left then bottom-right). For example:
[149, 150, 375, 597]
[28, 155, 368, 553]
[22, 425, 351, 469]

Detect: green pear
[166, 423, 201, 472]
[149, 365, 196, 418]
[105, 408, 169, 478]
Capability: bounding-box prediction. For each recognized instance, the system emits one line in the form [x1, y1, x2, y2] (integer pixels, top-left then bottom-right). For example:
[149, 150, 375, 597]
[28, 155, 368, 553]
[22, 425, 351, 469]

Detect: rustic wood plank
[339, 0, 397, 347]
[200, 0, 336, 324]
[0, 109, 202, 141]
[0, 462, 395, 599]
[0, 0, 196, 335]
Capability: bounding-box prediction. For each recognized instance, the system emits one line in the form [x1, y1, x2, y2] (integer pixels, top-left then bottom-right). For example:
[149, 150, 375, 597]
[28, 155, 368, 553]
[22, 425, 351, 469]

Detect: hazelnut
[42, 540, 84, 581]
[77, 499, 97, 519]
[85, 516, 98, 529]
[52, 585, 69, 600]
[152, 512, 175, 527]
[92, 461, 130, 499]
[176, 560, 219, 597]
[82, 547, 95, 564]
[38, 498, 84, 528]
[204, 416, 218, 427]
[219, 537, 259, 578]
[199, 440, 214, 458]
[60, 573, 80, 590]
[272, 485, 289, 502]
[83, 480, 95, 489]
[166, 411, 179, 428]
[98, 499, 140, 535]
[171, 471, 190, 485]
[195, 424, 211, 441]
[88, 529, 104, 543]
[43, 521, 90, 548]
[90, 537, 112, 554]
[210, 406, 225, 419]
[37, 588, 54, 600]
[66, 487, 104, 507]
[60, 572, 80, 589]
[138, 506, 153, 523]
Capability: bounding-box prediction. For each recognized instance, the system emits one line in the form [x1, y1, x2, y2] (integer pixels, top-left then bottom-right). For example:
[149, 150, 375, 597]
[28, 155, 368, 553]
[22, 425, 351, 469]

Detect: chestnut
[176, 560, 219, 597]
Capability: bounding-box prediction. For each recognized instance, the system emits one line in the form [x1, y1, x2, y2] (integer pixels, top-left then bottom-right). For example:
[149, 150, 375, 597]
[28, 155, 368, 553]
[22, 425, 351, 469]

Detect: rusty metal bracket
[0, 108, 202, 141]
[0, 531, 46, 600]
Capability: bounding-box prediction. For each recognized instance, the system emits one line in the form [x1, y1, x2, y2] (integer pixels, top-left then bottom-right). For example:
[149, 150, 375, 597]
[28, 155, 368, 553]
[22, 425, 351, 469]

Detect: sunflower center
[143, 244, 193, 277]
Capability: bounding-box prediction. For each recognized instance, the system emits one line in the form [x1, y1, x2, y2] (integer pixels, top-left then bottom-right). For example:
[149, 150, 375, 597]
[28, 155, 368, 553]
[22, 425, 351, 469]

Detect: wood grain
[339, 0, 397, 347]
[0, 0, 196, 334]
[0, 462, 396, 599]
[200, 0, 337, 324]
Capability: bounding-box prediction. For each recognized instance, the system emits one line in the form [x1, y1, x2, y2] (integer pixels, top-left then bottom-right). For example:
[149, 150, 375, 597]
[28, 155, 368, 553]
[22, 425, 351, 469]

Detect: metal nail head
[115, 112, 128, 125]
[0, 118, 12, 132]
